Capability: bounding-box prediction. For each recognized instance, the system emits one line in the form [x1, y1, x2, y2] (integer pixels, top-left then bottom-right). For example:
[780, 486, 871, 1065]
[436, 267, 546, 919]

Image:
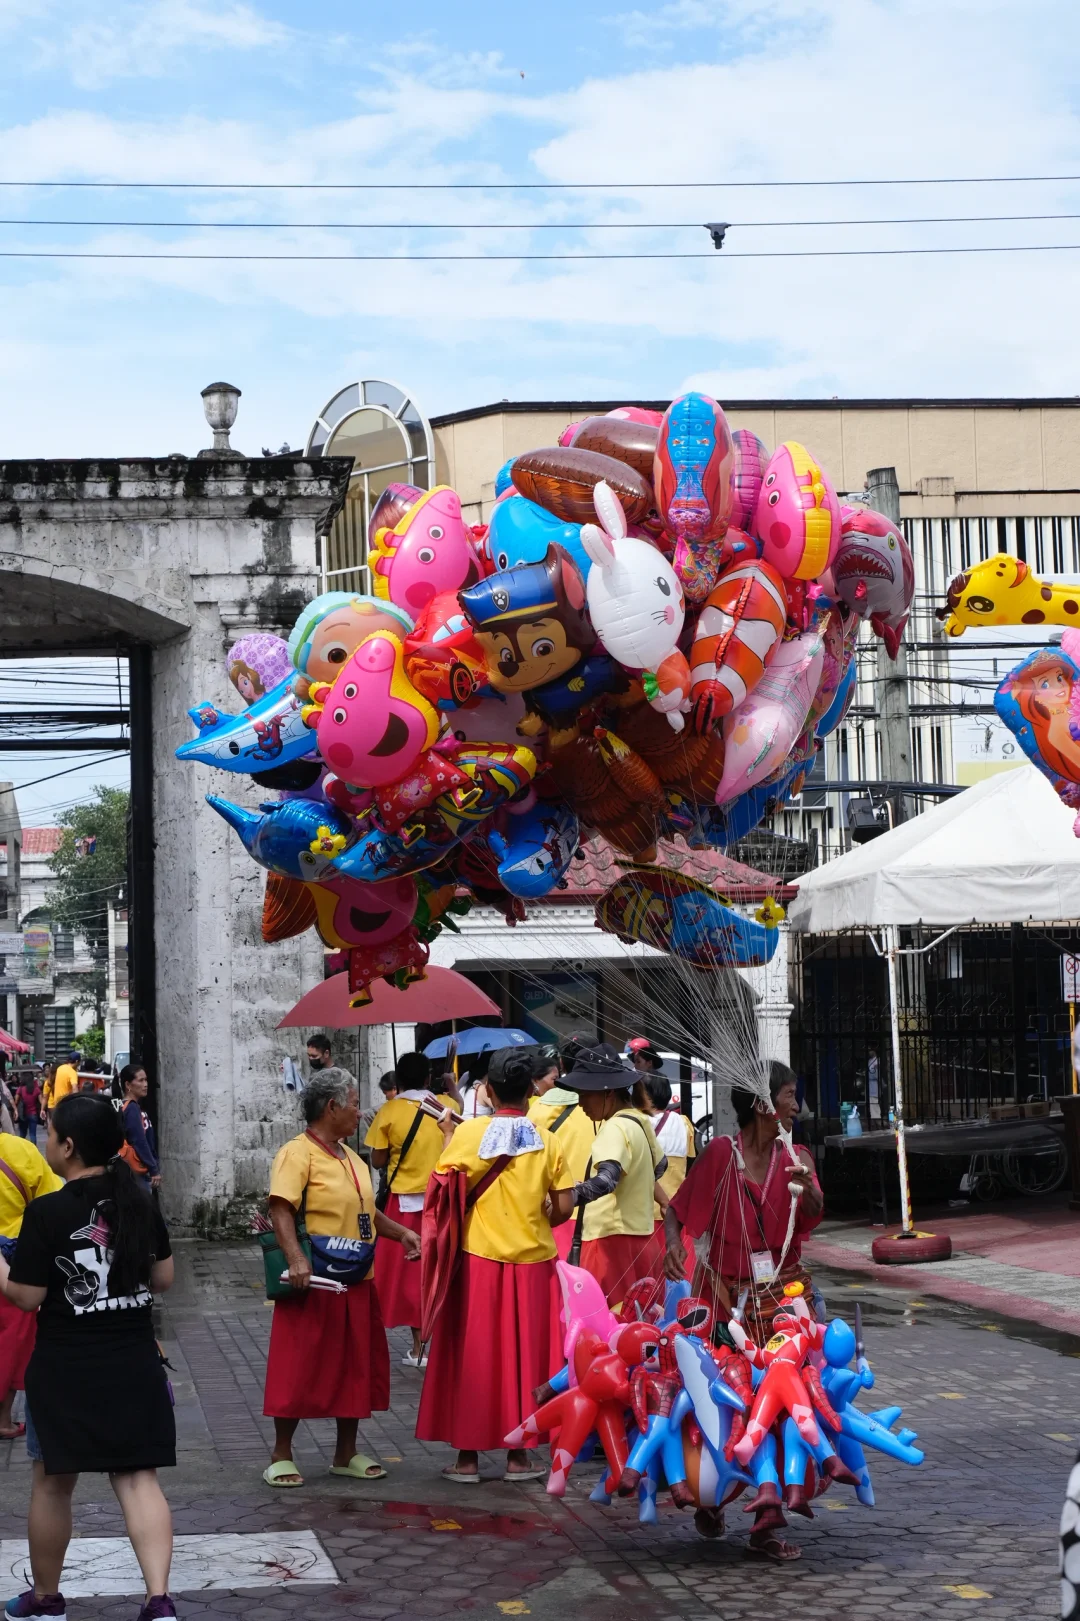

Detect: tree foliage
[47, 786, 129, 960]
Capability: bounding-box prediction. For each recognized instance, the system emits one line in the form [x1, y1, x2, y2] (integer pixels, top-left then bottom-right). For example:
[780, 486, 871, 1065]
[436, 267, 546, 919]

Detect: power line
[1, 755, 127, 793]
[2, 212, 1079, 229]
[2, 174, 1080, 191]
[3, 243, 1080, 263]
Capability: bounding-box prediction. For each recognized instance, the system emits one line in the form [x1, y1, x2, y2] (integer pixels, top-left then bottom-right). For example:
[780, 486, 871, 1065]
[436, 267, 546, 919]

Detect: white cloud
[15, 0, 291, 88]
[1, 0, 1080, 459]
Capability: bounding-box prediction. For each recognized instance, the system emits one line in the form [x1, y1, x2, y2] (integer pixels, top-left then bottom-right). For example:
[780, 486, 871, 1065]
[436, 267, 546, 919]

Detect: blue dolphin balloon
[178, 676, 314, 773]
[206, 795, 354, 881]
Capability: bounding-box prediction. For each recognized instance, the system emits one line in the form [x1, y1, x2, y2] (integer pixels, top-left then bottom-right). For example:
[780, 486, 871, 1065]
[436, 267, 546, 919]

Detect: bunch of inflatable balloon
[177, 393, 916, 1005]
[509, 1267, 924, 1530]
[941, 555, 1080, 836]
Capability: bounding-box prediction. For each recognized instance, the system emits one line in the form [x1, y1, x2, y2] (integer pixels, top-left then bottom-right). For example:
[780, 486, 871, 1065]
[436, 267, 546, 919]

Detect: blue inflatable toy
[487, 491, 591, 579]
[178, 677, 314, 773]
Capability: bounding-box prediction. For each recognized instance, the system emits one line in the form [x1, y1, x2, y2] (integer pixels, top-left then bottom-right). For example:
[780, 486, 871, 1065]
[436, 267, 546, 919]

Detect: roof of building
[20, 828, 62, 857]
[559, 836, 798, 905]
[430, 397, 1080, 428]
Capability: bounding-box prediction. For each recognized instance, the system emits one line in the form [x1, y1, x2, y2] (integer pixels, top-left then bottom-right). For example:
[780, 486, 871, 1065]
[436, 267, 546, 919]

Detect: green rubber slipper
[263, 1459, 304, 1488]
[329, 1452, 387, 1480]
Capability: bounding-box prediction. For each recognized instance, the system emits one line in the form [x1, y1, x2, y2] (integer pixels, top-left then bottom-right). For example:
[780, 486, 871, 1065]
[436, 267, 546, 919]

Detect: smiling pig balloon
[369, 485, 482, 616]
[306, 631, 440, 787]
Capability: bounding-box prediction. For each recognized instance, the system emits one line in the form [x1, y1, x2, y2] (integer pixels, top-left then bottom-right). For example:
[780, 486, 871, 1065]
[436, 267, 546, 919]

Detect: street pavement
[0, 1241, 1071, 1620]
[807, 1195, 1080, 1337]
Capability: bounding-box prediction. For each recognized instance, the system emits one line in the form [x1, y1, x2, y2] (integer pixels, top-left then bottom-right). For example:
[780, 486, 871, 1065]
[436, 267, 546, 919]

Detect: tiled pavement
[0, 1243, 1073, 1620]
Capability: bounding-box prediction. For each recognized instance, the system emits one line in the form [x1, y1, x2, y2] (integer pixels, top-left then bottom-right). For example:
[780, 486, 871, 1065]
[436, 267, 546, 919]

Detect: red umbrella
[0, 1029, 30, 1056]
[277, 965, 499, 1030]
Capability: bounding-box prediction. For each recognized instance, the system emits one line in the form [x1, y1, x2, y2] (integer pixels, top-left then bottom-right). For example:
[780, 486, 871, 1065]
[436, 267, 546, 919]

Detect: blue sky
[0, 0, 1078, 461]
[1, 0, 1080, 825]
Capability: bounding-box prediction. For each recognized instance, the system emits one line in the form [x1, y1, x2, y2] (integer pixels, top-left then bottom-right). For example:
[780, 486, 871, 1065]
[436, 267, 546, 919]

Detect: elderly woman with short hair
[262, 1068, 420, 1488]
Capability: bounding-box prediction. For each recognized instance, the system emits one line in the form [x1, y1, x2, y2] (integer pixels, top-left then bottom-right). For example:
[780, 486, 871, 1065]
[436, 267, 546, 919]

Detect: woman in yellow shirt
[526, 1046, 596, 1261]
[416, 1048, 575, 1484]
[365, 1052, 457, 1368]
[562, 1045, 668, 1310]
[262, 1069, 419, 1489]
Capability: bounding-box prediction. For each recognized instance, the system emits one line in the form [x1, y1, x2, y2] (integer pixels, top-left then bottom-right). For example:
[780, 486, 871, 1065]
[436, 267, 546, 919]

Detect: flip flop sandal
[442, 1464, 481, 1484]
[0, 1424, 26, 1440]
[263, 1460, 304, 1488]
[329, 1453, 387, 1480]
[503, 1466, 546, 1482]
[746, 1533, 802, 1563]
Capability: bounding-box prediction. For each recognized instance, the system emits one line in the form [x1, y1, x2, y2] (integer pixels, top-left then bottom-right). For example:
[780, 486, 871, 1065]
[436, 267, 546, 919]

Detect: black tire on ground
[871, 1230, 953, 1265]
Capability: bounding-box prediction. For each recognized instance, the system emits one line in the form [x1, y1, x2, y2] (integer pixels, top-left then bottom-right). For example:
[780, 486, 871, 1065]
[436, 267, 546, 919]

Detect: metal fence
[791, 922, 1080, 1124]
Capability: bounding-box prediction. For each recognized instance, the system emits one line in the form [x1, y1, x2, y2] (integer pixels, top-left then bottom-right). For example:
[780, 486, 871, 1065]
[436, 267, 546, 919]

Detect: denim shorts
[24, 1403, 41, 1463]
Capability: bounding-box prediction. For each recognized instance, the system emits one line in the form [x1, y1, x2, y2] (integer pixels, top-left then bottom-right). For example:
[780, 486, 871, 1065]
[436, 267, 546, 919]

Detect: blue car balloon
[486, 801, 579, 899]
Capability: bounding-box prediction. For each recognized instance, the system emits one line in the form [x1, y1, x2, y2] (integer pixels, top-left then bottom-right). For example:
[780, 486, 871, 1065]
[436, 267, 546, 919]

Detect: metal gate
[792, 921, 1080, 1125]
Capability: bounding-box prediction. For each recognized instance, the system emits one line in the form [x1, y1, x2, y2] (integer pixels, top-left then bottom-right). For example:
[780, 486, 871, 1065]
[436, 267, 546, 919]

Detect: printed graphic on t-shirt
[55, 1203, 152, 1314]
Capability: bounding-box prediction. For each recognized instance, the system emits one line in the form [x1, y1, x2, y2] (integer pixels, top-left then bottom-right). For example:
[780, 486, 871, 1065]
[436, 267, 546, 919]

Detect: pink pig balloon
[313, 632, 439, 787]
[369, 485, 483, 615]
[752, 442, 841, 581]
[310, 871, 418, 950]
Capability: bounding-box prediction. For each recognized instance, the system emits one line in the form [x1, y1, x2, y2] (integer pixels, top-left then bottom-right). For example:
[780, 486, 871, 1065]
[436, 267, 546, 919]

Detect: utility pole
[865, 466, 913, 824]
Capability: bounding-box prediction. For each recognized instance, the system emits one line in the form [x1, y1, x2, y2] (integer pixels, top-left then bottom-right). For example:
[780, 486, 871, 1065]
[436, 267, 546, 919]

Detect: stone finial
[199, 382, 242, 458]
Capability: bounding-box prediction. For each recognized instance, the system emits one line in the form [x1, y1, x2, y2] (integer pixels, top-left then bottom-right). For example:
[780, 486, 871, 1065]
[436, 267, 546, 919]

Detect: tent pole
[886, 924, 913, 1234]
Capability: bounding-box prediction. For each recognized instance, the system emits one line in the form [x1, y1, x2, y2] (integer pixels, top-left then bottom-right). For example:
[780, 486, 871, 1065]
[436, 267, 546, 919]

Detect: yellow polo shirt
[582, 1109, 663, 1242]
[0, 1134, 62, 1238]
[435, 1113, 572, 1265]
[528, 1092, 596, 1184]
[364, 1095, 454, 1195]
[50, 1064, 78, 1106]
[270, 1133, 376, 1278]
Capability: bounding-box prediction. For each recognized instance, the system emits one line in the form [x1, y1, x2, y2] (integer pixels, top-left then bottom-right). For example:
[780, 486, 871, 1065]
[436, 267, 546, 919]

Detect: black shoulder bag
[375, 1105, 427, 1213]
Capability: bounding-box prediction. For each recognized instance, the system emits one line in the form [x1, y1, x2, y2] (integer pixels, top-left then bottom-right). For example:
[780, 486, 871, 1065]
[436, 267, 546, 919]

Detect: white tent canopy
[787, 765, 1080, 931]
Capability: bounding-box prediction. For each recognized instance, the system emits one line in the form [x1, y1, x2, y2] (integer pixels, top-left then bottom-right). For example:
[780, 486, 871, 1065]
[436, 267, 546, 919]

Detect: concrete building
[1, 395, 347, 1226]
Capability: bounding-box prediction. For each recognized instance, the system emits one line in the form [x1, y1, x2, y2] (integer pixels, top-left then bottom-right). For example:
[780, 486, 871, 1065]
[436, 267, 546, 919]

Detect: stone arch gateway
[0, 452, 351, 1225]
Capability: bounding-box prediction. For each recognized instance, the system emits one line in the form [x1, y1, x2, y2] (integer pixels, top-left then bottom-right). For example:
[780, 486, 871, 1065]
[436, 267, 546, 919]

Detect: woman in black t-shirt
[0, 1095, 176, 1621]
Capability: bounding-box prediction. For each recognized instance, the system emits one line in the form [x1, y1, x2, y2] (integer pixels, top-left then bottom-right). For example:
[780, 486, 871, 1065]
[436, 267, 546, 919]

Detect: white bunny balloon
[581, 481, 692, 730]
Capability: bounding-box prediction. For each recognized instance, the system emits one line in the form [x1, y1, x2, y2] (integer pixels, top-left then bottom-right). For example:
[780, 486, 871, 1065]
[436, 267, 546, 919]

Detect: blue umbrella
[423, 1027, 537, 1060]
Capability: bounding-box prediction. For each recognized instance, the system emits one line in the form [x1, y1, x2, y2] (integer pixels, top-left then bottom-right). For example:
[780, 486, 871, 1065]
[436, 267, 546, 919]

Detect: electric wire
[2, 173, 1080, 190]
[4, 243, 1080, 262]
[2, 211, 1079, 228]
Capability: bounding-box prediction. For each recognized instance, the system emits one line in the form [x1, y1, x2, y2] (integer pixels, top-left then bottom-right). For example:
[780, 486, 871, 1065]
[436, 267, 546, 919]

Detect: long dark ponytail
[51, 1094, 157, 1296]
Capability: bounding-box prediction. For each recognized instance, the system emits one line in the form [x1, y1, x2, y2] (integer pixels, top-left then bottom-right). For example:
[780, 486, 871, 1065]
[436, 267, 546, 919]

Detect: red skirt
[416, 1252, 563, 1453]
[375, 1194, 423, 1329]
[580, 1230, 666, 1309]
[264, 1280, 390, 1420]
[0, 1294, 34, 1393]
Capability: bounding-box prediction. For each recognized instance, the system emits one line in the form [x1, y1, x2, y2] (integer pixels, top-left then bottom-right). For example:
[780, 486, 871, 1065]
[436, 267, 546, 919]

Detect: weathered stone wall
[0, 454, 351, 1227]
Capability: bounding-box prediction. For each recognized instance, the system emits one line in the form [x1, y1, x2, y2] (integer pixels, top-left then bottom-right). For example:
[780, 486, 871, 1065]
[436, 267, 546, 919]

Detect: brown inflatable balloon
[569, 416, 660, 481]
[511, 447, 653, 525]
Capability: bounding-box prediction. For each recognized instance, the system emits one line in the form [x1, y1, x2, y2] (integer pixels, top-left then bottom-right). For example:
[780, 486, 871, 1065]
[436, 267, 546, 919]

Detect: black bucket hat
[562, 1042, 638, 1093]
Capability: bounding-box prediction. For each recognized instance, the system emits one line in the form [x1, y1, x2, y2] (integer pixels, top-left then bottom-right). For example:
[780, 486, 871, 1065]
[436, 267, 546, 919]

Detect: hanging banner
[21, 926, 52, 981]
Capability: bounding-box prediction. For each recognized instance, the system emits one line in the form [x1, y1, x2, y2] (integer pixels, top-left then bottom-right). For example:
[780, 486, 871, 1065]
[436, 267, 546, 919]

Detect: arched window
[305, 379, 433, 594]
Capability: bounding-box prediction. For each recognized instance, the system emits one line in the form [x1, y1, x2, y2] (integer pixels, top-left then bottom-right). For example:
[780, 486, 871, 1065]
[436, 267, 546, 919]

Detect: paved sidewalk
[0, 1241, 1071, 1619]
[807, 1196, 1080, 1335]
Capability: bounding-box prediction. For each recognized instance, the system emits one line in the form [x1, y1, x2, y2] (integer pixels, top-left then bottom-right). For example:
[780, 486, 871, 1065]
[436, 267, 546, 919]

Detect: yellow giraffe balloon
[937, 554, 1080, 638]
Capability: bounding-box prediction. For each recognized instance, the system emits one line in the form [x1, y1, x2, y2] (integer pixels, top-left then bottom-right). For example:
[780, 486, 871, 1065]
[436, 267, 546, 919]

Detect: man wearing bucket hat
[562, 1044, 668, 1309]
